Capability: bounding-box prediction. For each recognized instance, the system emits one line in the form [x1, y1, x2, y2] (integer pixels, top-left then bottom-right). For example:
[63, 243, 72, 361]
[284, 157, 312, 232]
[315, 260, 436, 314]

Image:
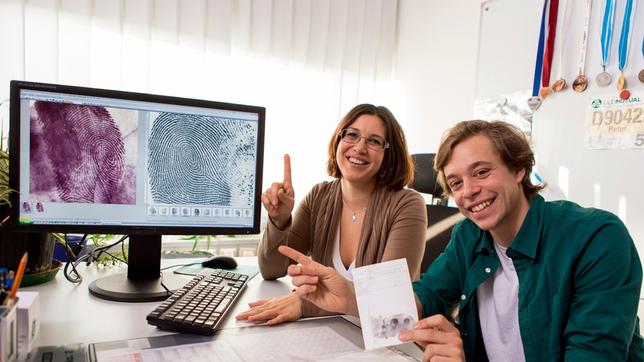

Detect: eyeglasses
[338, 128, 389, 150]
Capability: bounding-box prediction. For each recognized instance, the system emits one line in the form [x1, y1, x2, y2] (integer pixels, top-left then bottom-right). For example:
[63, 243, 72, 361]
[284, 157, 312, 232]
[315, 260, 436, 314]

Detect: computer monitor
[9, 80, 265, 302]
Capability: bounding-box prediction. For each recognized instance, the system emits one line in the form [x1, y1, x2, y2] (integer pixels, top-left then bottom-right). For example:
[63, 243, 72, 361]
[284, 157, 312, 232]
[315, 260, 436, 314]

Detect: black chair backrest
[410, 153, 444, 198]
[409, 153, 462, 271]
[421, 204, 462, 271]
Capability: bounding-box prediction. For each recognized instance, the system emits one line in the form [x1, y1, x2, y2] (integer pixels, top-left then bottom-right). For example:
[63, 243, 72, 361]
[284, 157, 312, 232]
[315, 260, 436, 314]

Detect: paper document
[90, 316, 422, 361]
[352, 259, 418, 350]
[95, 326, 360, 361]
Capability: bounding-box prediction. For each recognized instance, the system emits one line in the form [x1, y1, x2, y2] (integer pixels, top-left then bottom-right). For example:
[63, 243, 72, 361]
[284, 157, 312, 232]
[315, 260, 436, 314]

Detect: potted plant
[0, 146, 11, 222]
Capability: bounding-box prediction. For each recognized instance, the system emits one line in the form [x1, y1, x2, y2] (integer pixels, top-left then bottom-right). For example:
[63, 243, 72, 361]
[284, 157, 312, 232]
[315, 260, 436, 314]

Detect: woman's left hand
[235, 292, 303, 325]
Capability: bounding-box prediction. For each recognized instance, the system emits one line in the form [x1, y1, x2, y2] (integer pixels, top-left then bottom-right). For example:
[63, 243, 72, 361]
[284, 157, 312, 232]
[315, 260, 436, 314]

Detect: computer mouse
[201, 255, 238, 270]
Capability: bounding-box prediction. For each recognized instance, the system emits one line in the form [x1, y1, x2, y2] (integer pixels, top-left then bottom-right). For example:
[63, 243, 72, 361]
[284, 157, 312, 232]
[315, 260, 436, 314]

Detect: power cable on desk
[160, 261, 204, 271]
[159, 272, 172, 296]
[62, 234, 129, 284]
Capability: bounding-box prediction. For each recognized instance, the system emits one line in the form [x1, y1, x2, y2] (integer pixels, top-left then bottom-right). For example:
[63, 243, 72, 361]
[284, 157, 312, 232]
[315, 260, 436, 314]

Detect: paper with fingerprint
[147, 113, 257, 207]
[29, 101, 137, 204]
[352, 259, 418, 350]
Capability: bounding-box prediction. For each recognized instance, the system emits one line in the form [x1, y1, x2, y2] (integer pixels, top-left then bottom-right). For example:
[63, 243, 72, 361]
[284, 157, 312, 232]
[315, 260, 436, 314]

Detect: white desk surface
[22, 257, 294, 347]
[22, 256, 424, 360]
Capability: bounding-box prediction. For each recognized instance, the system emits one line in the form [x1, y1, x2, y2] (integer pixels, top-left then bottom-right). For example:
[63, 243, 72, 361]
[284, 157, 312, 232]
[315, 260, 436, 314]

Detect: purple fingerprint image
[29, 101, 137, 204]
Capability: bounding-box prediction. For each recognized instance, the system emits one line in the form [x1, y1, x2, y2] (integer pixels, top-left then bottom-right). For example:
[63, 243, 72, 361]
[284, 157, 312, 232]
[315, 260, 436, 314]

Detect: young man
[279, 120, 643, 361]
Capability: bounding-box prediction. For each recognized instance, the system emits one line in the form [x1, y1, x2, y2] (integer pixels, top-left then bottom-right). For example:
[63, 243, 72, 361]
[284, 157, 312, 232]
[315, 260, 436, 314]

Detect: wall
[530, 0, 644, 283]
[0, 0, 403, 208]
[393, 0, 481, 155]
[395, 0, 644, 320]
[474, 0, 644, 263]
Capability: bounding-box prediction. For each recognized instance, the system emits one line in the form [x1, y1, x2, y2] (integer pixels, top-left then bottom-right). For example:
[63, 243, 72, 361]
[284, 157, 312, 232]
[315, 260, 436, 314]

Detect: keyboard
[146, 268, 248, 335]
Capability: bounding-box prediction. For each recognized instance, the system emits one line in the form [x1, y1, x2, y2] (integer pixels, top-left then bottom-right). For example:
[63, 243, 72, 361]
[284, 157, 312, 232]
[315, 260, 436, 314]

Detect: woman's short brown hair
[326, 104, 414, 190]
[434, 120, 544, 199]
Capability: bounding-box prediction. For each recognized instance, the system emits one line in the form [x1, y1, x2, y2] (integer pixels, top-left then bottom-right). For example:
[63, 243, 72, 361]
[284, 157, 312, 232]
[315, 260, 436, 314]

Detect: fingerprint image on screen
[29, 101, 137, 204]
[147, 113, 257, 207]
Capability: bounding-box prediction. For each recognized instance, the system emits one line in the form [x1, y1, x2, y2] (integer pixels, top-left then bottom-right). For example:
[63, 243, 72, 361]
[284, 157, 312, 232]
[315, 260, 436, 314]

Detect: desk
[23, 257, 292, 347]
[22, 257, 423, 360]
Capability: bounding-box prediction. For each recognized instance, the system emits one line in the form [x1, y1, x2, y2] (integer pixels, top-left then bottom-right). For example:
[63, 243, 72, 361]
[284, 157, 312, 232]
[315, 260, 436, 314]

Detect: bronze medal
[572, 75, 588, 93]
[552, 79, 566, 92]
[539, 86, 553, 99]
[639, 69, 644, 83]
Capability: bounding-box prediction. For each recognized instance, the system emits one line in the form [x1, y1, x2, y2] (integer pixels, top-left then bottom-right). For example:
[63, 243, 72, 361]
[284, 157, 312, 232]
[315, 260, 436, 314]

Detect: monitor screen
[9, 80, 265, 302]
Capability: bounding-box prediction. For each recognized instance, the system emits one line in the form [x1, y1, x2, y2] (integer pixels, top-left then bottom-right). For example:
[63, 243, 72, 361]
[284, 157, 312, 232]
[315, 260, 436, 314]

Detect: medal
[573, 0, 593, 93]
[539, 86, 553, 99]
[552, 79, 566, 92]
[572, 74, 588, 93]
[597, 0, 616, 87]
[616, 72, 626, 90]
[640, 38, 644, 83]
[552, 0, 572, 93]
[528, 0, 549, 112]
[527, 96, 543, 112]
[616, 0, 635, 95]
[596, 70, 612, 87]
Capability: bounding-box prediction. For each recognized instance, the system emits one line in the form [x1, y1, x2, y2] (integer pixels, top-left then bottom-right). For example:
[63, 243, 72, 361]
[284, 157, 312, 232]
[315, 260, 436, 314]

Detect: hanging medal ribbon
[553, 0, 572, 92]
[540, 0, 560, 99]
[596, 0, 616, 87]
[639, 37, 644, 83]
[573, 0, 593, 93]
[528, 0, 549, 111]
[616, 0, 636, 99]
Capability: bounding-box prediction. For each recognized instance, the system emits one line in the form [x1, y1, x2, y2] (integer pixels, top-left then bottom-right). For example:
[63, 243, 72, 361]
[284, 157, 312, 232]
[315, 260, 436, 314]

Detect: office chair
[410, 154, 464, 272]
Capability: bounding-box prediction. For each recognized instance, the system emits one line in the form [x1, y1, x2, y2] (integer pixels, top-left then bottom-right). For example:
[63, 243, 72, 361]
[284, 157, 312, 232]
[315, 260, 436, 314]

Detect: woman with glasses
[236, 104, 426, 325]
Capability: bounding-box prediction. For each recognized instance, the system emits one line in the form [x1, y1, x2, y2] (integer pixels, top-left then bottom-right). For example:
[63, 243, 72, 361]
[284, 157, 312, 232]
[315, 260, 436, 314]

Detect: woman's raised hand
[261, 154, 295, 229]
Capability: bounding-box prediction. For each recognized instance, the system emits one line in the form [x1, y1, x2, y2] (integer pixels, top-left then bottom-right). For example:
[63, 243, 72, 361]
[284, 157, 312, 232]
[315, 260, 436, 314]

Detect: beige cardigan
[257, 180, 427, 316]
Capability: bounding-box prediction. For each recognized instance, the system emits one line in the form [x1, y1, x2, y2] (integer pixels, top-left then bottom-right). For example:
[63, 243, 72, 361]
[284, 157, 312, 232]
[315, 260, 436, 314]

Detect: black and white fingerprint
[147, 113, 257, 207]
[372, 313, 415, 339]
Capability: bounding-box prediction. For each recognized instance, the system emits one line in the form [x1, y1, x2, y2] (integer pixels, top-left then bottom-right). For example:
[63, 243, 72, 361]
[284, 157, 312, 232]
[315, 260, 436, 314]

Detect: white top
[476, 242, 526, 362]
[332, 227, 355, 281]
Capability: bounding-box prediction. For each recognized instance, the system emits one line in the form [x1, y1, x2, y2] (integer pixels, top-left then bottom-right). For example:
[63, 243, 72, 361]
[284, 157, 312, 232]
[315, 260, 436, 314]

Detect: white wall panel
[59, 0, 91, 86]
[0, 0, 25, 100]
[25, 0, 59, 83]
[122, 0, 151, 93]
[90, 0, 122, 89]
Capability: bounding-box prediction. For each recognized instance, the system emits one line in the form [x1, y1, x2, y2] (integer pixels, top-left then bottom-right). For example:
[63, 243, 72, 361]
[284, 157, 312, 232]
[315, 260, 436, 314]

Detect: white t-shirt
[332, 227, 355, 281]
[476, 242, 526, 362]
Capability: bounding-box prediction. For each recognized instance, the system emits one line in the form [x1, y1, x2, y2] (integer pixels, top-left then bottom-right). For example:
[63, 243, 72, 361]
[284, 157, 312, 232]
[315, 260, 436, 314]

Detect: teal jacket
[413, 195, 643, 361]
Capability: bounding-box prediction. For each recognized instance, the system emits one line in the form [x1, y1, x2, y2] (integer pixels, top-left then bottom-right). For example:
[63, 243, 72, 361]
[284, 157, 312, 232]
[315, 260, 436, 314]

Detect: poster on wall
[585, 94, 644, 150]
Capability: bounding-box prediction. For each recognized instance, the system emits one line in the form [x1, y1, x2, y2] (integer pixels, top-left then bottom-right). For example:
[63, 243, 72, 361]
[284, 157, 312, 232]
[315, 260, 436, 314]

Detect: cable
[159, 272, 172, 296]
[63, 258, 82, 283]
[62, 234, 129, 284]
[160, 261, 202, 271]
[90, 235, 129, 265]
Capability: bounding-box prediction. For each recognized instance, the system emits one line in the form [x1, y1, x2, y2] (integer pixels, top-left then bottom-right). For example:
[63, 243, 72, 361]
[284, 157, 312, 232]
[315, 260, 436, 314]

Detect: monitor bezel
[8, 80, 266, 237]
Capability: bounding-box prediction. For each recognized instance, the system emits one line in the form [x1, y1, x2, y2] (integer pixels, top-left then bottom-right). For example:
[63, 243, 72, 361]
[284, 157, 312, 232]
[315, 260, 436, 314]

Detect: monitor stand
[88, 235, 187, 302]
